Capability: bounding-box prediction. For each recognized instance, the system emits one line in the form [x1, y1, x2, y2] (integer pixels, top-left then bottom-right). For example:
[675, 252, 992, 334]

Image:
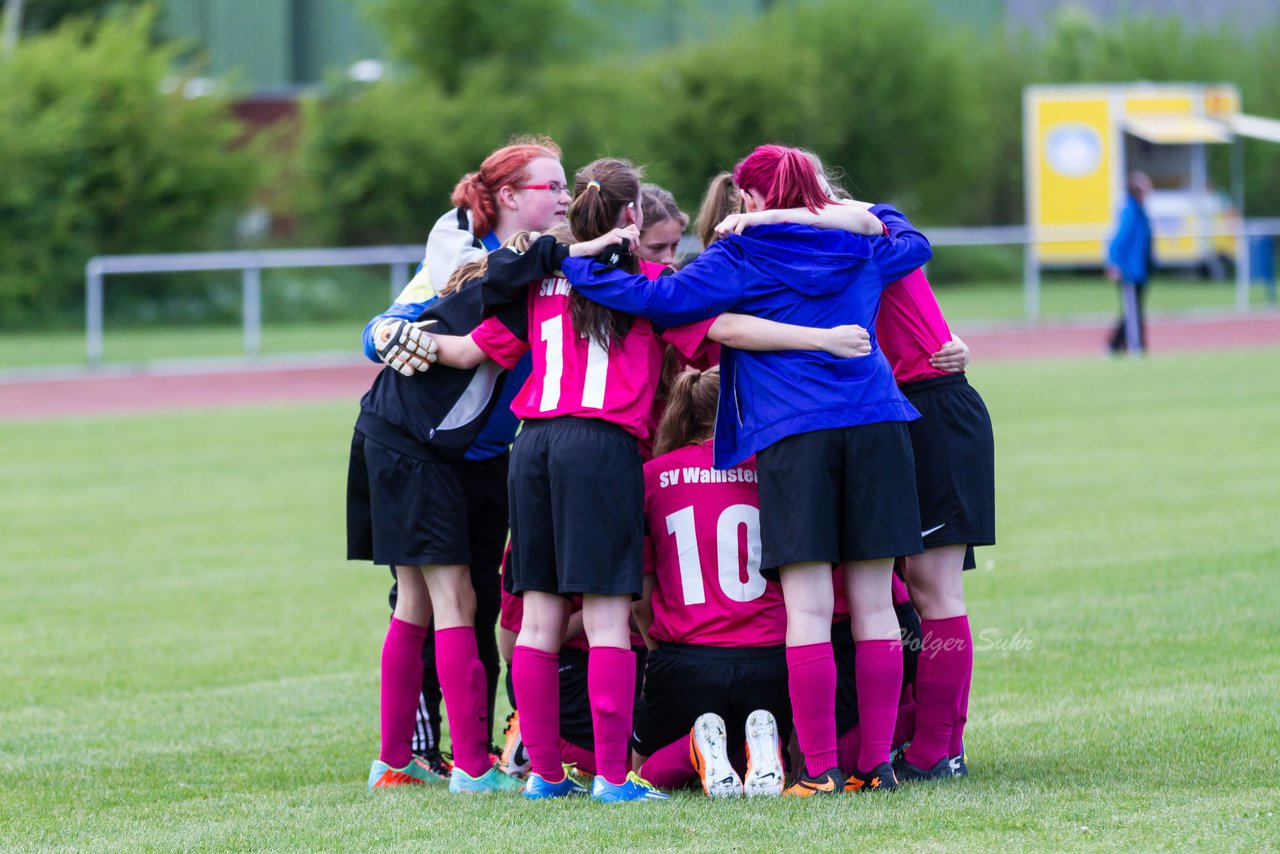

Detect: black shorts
[832, 602, 922, 734]
[631, 643, 793, 759]
[756, 422, 922, 576]
[346, 430, 474, 566]
[506, 418, 645, 598]
[902, 375, 996, 552]
[558, 645, 647, 751]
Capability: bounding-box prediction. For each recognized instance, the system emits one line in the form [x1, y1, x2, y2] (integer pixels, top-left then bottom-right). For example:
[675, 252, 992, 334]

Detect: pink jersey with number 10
[642, 442, 787, 648]
[471, 260, 713, 439]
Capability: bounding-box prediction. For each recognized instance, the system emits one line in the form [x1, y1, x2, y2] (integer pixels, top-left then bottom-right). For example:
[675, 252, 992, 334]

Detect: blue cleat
[591, 771, 670, 803]
[523, 769, 590, 800]
[448, 764, 525, 794]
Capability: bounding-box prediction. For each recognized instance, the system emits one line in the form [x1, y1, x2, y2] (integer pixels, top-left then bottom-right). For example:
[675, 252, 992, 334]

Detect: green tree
[361, 0, 596, 95]
[0, 6, 260, 325]
[8, 0, 146, 36]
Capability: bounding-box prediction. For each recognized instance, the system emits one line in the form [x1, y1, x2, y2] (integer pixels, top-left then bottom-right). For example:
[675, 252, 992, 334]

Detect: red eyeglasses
[516, 182, 569, 194]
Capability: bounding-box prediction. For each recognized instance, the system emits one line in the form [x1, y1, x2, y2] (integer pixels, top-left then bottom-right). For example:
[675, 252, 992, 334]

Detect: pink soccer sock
[949, 616, 974, 758]
[560, 739, 596, 777]
[854, 638, 903, 774]
[434, 626, 490, 778]
[787, 642, 839, 777]
[512, 645, 564, 781]
[906, 616, 970, 769]
[893, 699, 917, 753]
[836, 724, 861, 777]
[640, 736, 695, 789]
[379, 617, 429, 769]
[588, 646, 637, 785]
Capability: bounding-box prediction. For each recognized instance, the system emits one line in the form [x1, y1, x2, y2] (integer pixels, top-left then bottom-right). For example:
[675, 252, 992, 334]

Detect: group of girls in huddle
[346, 136, 994, 801]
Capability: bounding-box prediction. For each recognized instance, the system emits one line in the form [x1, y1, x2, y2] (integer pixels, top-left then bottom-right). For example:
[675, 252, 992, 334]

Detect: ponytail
[653, 367, 720, 458]
[694, 172, 740, 249]
[450, 171, 493, 237]
[566, 158, 643, 349]
[733, 144, 832, 214]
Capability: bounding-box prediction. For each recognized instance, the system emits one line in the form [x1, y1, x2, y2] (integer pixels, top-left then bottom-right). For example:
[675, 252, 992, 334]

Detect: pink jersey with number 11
[642, 442, 787, 648]
[471, 260, 713, 439]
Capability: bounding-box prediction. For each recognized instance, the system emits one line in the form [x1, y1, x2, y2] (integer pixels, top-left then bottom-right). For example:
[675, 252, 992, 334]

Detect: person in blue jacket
[557, 144, 932, 796]
[1106, 171, 1154, 355]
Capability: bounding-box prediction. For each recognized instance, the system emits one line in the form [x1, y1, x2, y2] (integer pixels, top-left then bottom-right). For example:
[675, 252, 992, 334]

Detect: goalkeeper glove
[373, 318, 438, 376]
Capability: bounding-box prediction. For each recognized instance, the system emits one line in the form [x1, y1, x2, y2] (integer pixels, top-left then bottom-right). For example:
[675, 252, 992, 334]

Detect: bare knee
[903, 545, 967, 620]
[517, 593, 569, 652]
[422, 564, 476, 629]
[780, 563, 835, 646]
[392, 566, 431, 626]
[582, 594, 632, 649]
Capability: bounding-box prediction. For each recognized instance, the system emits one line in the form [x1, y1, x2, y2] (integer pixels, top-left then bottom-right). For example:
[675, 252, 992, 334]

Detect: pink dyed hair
[732, 144, 831, 213]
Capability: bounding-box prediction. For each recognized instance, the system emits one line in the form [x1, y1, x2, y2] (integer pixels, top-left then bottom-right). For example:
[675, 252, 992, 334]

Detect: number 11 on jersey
[539, 317, 610, 412]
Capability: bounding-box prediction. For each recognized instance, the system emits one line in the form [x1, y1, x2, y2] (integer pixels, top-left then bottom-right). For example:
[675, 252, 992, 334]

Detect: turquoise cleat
[591, 771, 670, 803]
[448, 764, 525, 794]
[368, 757, 442, 789]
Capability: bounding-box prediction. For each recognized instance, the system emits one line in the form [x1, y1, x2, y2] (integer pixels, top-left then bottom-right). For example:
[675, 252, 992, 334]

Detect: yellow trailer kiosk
[1024, 82, 1280, 273]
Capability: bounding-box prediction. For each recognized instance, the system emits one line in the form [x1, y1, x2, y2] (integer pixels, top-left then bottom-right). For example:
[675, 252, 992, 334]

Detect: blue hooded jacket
[560, 204, 932, 469]
[1108, 194, 1153, 285]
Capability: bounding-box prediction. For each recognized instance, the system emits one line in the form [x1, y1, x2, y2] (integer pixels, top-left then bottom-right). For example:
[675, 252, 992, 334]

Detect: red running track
[1, 313, 1277, 421]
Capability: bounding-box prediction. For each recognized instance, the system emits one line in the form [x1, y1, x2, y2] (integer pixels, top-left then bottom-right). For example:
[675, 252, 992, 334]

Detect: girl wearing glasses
[421, 157, 878, 801]
[357, 138, 570, 791]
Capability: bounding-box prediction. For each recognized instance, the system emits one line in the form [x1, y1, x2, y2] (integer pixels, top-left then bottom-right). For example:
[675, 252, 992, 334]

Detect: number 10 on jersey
[664, 503, 767, 606]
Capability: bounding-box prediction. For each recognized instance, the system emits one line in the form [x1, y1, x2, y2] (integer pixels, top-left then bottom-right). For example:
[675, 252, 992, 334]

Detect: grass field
[2, 275, 1274, 372]
[2, 349, 1279, 851]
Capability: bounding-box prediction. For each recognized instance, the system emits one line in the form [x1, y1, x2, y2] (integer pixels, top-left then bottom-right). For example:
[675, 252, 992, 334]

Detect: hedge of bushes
[0, 8, 260, 326]
[3, 1, 1279, 326]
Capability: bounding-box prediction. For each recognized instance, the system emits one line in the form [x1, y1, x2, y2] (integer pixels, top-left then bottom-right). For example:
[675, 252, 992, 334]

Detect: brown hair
[440, 225, 573, 296]
[450, 135, 561, 237]
[653, 367, 720, 458]
[566, 158, 642, 349]
[640, 184, 689, 233]
[694, 172, 740, 249]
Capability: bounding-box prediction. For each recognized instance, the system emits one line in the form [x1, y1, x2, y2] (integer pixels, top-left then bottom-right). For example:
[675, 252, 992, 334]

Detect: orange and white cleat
[690, 713, 742, 798]
[742, 709, 786, 797]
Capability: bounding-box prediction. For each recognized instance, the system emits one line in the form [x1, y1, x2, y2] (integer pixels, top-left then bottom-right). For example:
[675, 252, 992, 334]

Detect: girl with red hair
[357, 139, 569, 791]
[555, 143, 933, 796]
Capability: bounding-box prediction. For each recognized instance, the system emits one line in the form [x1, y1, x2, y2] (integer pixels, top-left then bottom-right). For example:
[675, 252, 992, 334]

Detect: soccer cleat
[591, 771, 671, 802]
[448, 763, 525, 794]
[564, 763, 593, 787]
[949, 751, 969, 778]
[782, 767, 843, 797]
[844, 761, 899, 793]
[690, 713, 743, 798]
[413, 748, 454, 783]
[742, 709, 785, 797]
[500, 711, 530, 778]
[523, 768, 590, 800]
[893, 755, 954, 783]
[368, 757, 441, 789]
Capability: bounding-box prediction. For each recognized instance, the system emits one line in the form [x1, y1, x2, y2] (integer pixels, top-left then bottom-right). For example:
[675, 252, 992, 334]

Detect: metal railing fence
[84, 220, 1280, 365]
